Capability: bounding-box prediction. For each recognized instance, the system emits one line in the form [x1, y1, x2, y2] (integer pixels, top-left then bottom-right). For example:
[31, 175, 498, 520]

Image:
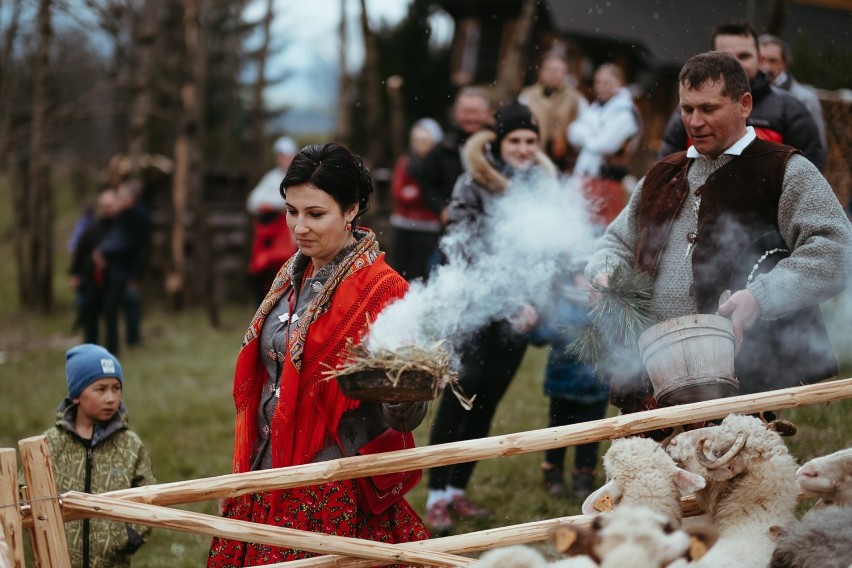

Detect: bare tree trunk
[494, 0, 536, 105]
[334, 0, 352, 146]
[166, 0, 203, 312]
[0, 0, 23, 147]
[127, 0, 158, 178]
[0, 0, 25, 305]
[25, 0, 55, 310]
[166, 0, 216, 325]
[358, 0, 382, 167]
[190, 1, 217, 327]
[249, 0, 274, 181]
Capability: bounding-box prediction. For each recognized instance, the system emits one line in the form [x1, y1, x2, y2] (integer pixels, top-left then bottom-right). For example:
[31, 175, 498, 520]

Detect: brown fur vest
[636, 139, 836, 394]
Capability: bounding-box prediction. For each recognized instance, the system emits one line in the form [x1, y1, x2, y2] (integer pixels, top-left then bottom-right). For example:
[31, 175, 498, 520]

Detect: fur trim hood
[463, 129, 558, 193]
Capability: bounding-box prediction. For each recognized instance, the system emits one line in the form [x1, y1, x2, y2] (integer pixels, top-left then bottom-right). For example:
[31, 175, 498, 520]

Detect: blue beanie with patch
[66, 344, 123, 399]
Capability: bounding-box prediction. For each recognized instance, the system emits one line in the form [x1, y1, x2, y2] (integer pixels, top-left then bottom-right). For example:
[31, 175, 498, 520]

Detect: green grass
[1, 175, 850, 565]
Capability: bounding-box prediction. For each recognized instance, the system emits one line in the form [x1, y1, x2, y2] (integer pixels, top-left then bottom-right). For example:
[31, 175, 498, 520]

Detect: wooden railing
[2, 378, 851, 567]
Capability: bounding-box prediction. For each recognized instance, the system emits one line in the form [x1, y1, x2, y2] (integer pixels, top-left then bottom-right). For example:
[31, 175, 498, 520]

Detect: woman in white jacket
[569, 64, 641, 229]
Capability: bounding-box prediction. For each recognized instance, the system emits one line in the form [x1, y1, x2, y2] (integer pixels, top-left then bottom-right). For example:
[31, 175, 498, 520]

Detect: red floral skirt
[207, 479, 429, 567]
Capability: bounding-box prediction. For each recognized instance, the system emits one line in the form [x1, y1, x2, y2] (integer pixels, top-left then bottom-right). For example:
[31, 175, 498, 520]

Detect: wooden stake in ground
[0, 448, 23, 567]
[18, 436, 71, 568]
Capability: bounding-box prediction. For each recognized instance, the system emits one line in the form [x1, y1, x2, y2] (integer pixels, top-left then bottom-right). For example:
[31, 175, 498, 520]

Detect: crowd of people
[47, 15, 851, 568]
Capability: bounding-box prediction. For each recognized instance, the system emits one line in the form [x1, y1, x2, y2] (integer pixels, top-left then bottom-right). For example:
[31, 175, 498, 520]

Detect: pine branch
[566, 265, 655, 369]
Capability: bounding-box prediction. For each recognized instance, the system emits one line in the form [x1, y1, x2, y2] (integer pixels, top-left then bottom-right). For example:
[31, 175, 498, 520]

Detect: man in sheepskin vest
[585, 51, 852, 416]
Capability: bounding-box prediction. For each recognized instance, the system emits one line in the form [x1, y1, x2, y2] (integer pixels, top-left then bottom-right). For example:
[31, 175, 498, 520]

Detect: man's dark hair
[679, 51, 751, 100]
[712, 18, 759, 52]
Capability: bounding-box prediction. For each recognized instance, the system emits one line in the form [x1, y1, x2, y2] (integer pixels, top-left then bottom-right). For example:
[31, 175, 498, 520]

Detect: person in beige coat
[519, 50, 587, 172]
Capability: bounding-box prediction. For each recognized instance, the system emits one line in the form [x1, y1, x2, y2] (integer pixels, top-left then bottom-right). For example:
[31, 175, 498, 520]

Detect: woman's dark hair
[279, 142, 373, 219]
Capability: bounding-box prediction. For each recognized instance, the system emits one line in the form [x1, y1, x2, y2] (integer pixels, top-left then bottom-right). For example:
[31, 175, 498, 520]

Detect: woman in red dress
[208, 143, 429, 566]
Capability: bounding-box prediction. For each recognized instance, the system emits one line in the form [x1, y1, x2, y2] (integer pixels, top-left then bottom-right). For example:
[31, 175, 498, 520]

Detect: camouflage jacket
[42, 400, 156, 568]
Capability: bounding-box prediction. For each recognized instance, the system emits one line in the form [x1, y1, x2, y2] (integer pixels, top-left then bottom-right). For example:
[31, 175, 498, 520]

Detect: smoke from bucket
[366, 173, 598, 366]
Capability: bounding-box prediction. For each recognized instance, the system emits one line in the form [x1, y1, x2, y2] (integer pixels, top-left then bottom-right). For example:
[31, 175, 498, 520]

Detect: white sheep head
[796, 447, 852, 507]
[666, 414, 796, 482]
[581, 436, 706, 520]
[550, 505, 718, 568]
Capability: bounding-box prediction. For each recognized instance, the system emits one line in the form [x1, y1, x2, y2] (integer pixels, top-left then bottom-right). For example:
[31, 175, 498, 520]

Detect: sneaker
[572, 468, 596, 499]
[449, 494, 489, 519]
[542, 466, 568, 498]
[425, 499, 453, 535]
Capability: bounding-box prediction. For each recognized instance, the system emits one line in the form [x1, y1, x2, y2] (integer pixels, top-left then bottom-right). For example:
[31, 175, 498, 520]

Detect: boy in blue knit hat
[40, 343, 156, 567]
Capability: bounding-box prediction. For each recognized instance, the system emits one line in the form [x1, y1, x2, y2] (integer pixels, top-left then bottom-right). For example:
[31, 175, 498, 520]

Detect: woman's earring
[345, 221, 352, 231]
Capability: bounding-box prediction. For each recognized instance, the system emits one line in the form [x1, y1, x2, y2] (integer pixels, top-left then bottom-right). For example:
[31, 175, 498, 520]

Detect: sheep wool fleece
[44, 400, 156, 568]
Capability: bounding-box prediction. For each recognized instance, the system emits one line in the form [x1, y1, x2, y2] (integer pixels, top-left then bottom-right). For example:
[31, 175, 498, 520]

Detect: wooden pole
[283, 513, 596, 568]
[55, 379, 851, 510]
[0, 449, 23, 568]
[281, 496, 711, 567]
[18, 436, 71, 568]
[59, 493, 474, 567]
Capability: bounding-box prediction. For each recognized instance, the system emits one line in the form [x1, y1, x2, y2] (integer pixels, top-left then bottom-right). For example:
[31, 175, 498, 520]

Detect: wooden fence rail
[2, 378, 851, 567]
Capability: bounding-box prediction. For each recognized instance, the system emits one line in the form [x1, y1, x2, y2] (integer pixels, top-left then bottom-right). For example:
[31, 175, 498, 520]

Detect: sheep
[469, 544, 597, 568]
[581, 437, 706, 527]
[768, 505, 852, 568]
[664, 414, 800, 568]
[471, 545, 550, 568]
[795, 447, 852, 509]
[550, 505, 718, 568]
[471, 506, 717, 568]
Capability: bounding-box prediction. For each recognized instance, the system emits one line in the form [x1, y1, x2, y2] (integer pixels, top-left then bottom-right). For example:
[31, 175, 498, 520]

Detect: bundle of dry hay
[326, 339, 473, 409]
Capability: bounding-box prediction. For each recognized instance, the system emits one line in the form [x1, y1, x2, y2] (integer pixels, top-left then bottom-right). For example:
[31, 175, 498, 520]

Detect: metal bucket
[637, 314, 739, 406]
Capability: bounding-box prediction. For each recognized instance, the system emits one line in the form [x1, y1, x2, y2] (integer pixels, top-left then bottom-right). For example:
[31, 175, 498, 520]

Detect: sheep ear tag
[594, 493, 613, 512]
[688, 536, 710, 561]
[549, 525, 579, 553]
[582, 480, 619, 514]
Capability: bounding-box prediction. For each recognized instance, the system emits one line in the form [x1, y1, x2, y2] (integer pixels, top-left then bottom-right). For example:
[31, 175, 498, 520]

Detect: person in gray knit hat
[585, 51, 852, 419]
[35, 343, 156, 567]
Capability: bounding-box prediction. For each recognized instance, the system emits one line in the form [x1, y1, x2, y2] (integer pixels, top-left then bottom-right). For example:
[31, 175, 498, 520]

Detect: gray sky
[246, 0, 414, 109]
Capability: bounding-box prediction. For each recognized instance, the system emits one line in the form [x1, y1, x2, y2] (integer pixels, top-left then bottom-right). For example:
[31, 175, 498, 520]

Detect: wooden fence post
[0, 448, 24, 568]
[18, 436, 71, 568]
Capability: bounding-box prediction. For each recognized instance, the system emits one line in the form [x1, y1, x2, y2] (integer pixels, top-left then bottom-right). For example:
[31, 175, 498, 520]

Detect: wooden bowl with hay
[329, 340, 468, 406]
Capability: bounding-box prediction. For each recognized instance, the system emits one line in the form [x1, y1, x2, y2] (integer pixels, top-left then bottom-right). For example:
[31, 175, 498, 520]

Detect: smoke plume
[367, 173, 597, 362]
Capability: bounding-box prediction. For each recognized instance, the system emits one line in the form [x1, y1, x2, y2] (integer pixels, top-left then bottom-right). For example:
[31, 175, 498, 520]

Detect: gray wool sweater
[586, 151, 852, 323]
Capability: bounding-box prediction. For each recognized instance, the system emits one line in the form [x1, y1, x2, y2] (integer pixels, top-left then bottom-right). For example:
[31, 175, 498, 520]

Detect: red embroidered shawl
[231, 231, 408, 473]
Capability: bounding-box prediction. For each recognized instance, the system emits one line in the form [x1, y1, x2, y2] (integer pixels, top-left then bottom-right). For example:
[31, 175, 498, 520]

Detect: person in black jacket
[93, 179, 151, 354]
[658, 19, 825, 171]
[70, 189, 119, 346]
[409, 87, 491, 273]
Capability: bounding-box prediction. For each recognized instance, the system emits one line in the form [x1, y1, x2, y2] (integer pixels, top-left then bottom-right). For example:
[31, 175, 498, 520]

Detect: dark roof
[542, 0, 852, 68]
